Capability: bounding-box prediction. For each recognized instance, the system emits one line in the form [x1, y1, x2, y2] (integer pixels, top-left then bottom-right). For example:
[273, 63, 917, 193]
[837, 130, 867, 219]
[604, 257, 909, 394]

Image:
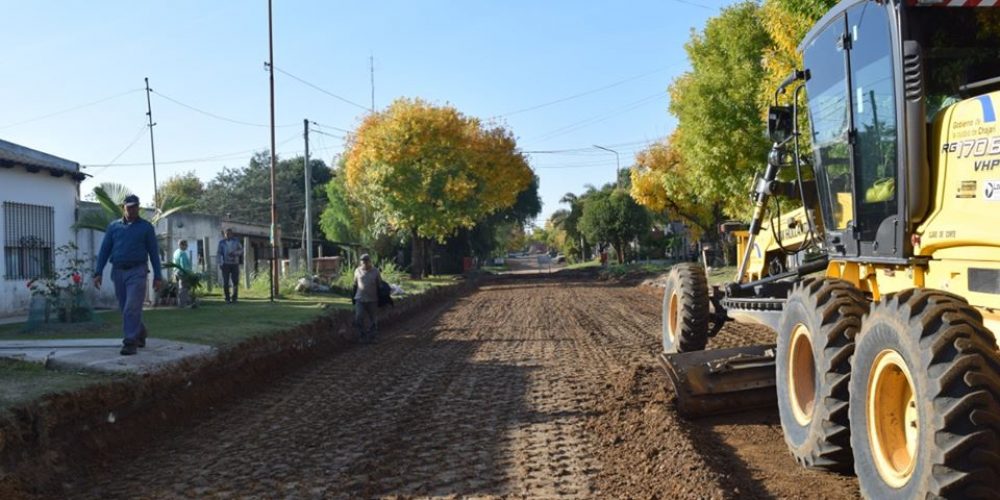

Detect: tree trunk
[429, 240, 437, 276]
[410, 232, 424, 279]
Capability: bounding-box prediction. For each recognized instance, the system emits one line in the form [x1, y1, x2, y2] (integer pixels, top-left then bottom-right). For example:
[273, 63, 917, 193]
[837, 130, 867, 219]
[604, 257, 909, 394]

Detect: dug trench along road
[70, 258, 860, 499]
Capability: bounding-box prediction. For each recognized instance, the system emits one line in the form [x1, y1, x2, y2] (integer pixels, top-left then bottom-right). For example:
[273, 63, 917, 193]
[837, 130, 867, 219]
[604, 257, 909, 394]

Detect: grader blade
[660, 344, 777, 418]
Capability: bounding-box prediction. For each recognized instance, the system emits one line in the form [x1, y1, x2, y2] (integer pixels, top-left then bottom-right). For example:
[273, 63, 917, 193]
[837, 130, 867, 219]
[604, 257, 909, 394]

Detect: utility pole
[144, 77, 159, 205]
[267, 0, 279, 301]
[370, 54, 375, 112]
[303, 119, 313, 275]
[593, 144, 621, 186]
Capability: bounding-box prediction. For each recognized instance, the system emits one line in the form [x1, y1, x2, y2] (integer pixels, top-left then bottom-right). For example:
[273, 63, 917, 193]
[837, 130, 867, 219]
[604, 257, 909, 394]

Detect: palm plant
[75, 182, 193, 232]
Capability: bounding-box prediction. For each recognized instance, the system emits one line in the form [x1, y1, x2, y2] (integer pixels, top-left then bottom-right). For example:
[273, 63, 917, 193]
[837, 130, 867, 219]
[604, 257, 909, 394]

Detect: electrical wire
[527, 92, 666, 143]
[498, 67, 671, 117]
[84, 133, 301, 168]
[310, 129, 346, 140]
[152, 89, 298, 128]
[273, 66, 370, 111]
[0, 89, 143, 130]
[310, 121, 353, 134]
[83, 124, 150, 177]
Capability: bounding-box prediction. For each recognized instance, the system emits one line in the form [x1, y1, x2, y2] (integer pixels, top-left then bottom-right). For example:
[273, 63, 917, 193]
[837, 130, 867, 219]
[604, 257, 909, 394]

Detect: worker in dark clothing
[216, 228, 244, 303]
[93, 194, 163, 355]
[352, 253, 381, 343]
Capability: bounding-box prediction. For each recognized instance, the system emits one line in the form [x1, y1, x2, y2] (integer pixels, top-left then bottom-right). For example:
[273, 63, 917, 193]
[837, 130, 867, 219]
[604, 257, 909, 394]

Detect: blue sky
[2, 0, 736, 227]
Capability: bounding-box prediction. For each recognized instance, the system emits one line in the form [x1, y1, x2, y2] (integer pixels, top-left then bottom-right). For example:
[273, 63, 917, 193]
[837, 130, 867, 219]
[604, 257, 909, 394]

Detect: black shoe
[138, 332, 147, 348]
[224, 297, 231, 303]
[120, 343, 138, 356]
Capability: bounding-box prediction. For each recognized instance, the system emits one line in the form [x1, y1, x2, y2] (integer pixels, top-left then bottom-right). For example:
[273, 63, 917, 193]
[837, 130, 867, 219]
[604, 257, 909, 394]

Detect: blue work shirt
[93, 217, 163, 281]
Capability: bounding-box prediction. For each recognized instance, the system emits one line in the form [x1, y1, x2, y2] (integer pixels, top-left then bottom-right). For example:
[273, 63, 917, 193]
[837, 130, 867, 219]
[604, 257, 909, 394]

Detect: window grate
[3, 202, 55, 280]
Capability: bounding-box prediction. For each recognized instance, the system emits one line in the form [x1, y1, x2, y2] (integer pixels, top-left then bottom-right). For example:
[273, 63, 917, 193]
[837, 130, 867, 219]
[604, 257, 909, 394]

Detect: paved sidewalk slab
[0, 338, 214, 374]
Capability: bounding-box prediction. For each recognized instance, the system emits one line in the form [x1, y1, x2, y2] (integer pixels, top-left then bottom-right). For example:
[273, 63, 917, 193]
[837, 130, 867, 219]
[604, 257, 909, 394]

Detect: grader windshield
[801, 1, 1000, 258]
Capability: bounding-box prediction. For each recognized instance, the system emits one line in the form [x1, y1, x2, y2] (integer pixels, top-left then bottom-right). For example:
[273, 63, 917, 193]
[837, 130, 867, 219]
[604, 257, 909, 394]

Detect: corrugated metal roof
[0, 138, 81, 176]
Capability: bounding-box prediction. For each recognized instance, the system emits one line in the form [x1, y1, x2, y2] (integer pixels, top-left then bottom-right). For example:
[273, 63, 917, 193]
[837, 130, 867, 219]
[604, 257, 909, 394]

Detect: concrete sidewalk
[0, 338, 214, 374]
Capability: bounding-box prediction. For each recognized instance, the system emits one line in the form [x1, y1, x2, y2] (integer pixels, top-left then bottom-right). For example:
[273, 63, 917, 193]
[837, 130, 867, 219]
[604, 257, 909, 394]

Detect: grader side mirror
[768, 106, 794, 144]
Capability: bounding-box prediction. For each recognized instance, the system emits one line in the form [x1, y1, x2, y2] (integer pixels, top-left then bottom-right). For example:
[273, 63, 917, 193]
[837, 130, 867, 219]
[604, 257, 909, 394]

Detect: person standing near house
[351, 253, 381, 343]
[216, 228, 244, 303]
[93, 194, 163, 356]
[172, 239, 193, 308]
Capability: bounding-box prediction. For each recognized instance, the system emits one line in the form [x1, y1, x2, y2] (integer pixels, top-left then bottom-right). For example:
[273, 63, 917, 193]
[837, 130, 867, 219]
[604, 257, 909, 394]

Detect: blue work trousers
[112, 266, 148, 344]
[354, 301, 378, 338]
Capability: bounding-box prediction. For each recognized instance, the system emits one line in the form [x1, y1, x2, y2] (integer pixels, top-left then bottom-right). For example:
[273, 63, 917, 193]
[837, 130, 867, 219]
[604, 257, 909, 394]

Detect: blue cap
[360, 253, 370, 261]
[123, 194, 140, 207]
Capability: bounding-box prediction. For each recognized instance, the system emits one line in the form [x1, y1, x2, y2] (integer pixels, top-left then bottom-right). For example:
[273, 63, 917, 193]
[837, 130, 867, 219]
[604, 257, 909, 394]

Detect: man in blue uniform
[216, 228, 244, 303]
[93, 194, 163, 355]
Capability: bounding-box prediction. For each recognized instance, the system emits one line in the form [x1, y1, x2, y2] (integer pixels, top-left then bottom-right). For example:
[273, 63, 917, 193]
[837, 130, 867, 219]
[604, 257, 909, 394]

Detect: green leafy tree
[198, 153, 331, 240]
[579, 187, 652, 264]
[466, 175, 541, 260]
[319, 168, 363, 245]
[668, 1, 772, 219]
[156, 171, 204, 207]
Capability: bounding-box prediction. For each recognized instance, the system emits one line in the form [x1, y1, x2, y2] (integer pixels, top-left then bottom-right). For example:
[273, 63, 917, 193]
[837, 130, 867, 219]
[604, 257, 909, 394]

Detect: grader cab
[660, 1, 1000, 497]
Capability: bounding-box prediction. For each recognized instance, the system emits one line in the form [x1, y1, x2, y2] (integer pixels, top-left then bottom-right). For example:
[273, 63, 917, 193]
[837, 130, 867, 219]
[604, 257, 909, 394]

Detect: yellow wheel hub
[668, 291, 679, 344]
[867, 349, 918, 488]
[788, 323, 816, 425]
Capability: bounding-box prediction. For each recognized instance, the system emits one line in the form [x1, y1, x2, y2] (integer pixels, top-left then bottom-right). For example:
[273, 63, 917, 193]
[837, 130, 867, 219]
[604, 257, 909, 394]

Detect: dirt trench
[53, 274, 858, 499]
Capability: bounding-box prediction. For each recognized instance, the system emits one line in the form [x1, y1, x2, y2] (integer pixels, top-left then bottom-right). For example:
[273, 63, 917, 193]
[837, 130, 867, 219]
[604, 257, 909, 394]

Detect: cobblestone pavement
[68, 275, 858, 499]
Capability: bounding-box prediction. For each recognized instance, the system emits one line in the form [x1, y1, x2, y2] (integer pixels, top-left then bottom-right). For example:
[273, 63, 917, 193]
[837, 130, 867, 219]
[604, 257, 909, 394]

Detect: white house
[0, 138, 88, 318]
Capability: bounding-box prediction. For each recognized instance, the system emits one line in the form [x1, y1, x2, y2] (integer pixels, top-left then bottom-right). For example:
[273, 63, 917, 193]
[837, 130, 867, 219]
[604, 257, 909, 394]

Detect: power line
[310, 128, 346, 140]
[668, 0, 714, 10]
[527, 92, 666, 143]
[152, 89, 298, 128]
[273, 66, 370, 111]
[523, 139, 656, 154]
[85, 123, 149, 176]
[310, 121, 353, 134]
[83, 133, 301, 168]
[0, 89, 143, 129]
[498, 67, 670, 117]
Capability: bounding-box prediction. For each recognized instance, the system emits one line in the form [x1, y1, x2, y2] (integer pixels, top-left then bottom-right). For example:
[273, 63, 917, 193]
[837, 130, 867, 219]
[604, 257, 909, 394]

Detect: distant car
[555, 254, 566, 264]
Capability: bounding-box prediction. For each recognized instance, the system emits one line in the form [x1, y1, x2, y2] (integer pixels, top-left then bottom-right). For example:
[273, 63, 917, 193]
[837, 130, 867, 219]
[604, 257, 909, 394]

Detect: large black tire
[661, 263, 709, 353]
[775, 278, 865, 472]
[849, 289, 1000, 498]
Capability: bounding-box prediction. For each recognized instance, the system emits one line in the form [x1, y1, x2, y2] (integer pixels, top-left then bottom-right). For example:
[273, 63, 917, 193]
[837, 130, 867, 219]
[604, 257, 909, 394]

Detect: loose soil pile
[17, 273, 859, 498]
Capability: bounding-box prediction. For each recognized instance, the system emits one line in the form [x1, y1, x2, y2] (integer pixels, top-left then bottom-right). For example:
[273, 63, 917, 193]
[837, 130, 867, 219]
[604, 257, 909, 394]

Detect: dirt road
[66, 274, 858, 499]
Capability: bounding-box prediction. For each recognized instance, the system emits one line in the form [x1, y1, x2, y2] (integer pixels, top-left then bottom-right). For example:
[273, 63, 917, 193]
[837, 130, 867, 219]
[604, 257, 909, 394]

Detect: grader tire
[849, 289, 1000, 498]
[775, 278, 864, 472]
[661, 263, 709, 353]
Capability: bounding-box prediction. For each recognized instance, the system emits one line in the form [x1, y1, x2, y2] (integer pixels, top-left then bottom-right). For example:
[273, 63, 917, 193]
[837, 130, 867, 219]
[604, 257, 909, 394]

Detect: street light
[593, 144, 620, 185]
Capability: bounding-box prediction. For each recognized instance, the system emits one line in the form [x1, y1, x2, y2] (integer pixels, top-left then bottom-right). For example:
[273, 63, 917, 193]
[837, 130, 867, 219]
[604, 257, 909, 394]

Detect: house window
[3, 202, 55, 280]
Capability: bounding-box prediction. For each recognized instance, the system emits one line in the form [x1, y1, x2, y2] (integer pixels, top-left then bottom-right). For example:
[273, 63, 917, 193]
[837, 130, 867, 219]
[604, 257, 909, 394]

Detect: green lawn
[0, 276, 461, 348]
[564, 260, 601, 270]
[0, 275, 461, 411]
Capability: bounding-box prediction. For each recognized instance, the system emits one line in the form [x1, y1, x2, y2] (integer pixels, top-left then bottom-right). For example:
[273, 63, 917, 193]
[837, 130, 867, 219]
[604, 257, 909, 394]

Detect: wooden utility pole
[267, 0, 279, 300]
[144, 77, 159, 205]
[303, 119, 313, 275]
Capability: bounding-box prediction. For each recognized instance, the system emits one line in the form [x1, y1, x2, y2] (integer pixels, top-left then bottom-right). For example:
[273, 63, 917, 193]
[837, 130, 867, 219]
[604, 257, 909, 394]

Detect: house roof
[0, 138, 85, 181]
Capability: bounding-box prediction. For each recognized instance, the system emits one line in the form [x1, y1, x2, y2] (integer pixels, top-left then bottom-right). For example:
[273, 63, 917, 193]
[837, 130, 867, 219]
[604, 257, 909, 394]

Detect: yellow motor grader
[660, 1, 1000, 497]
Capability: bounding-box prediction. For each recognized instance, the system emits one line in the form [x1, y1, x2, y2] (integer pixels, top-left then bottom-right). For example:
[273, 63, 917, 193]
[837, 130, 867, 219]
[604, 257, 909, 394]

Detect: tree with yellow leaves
[630, 132, 720, 243]
[344, 98, 533, 277]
